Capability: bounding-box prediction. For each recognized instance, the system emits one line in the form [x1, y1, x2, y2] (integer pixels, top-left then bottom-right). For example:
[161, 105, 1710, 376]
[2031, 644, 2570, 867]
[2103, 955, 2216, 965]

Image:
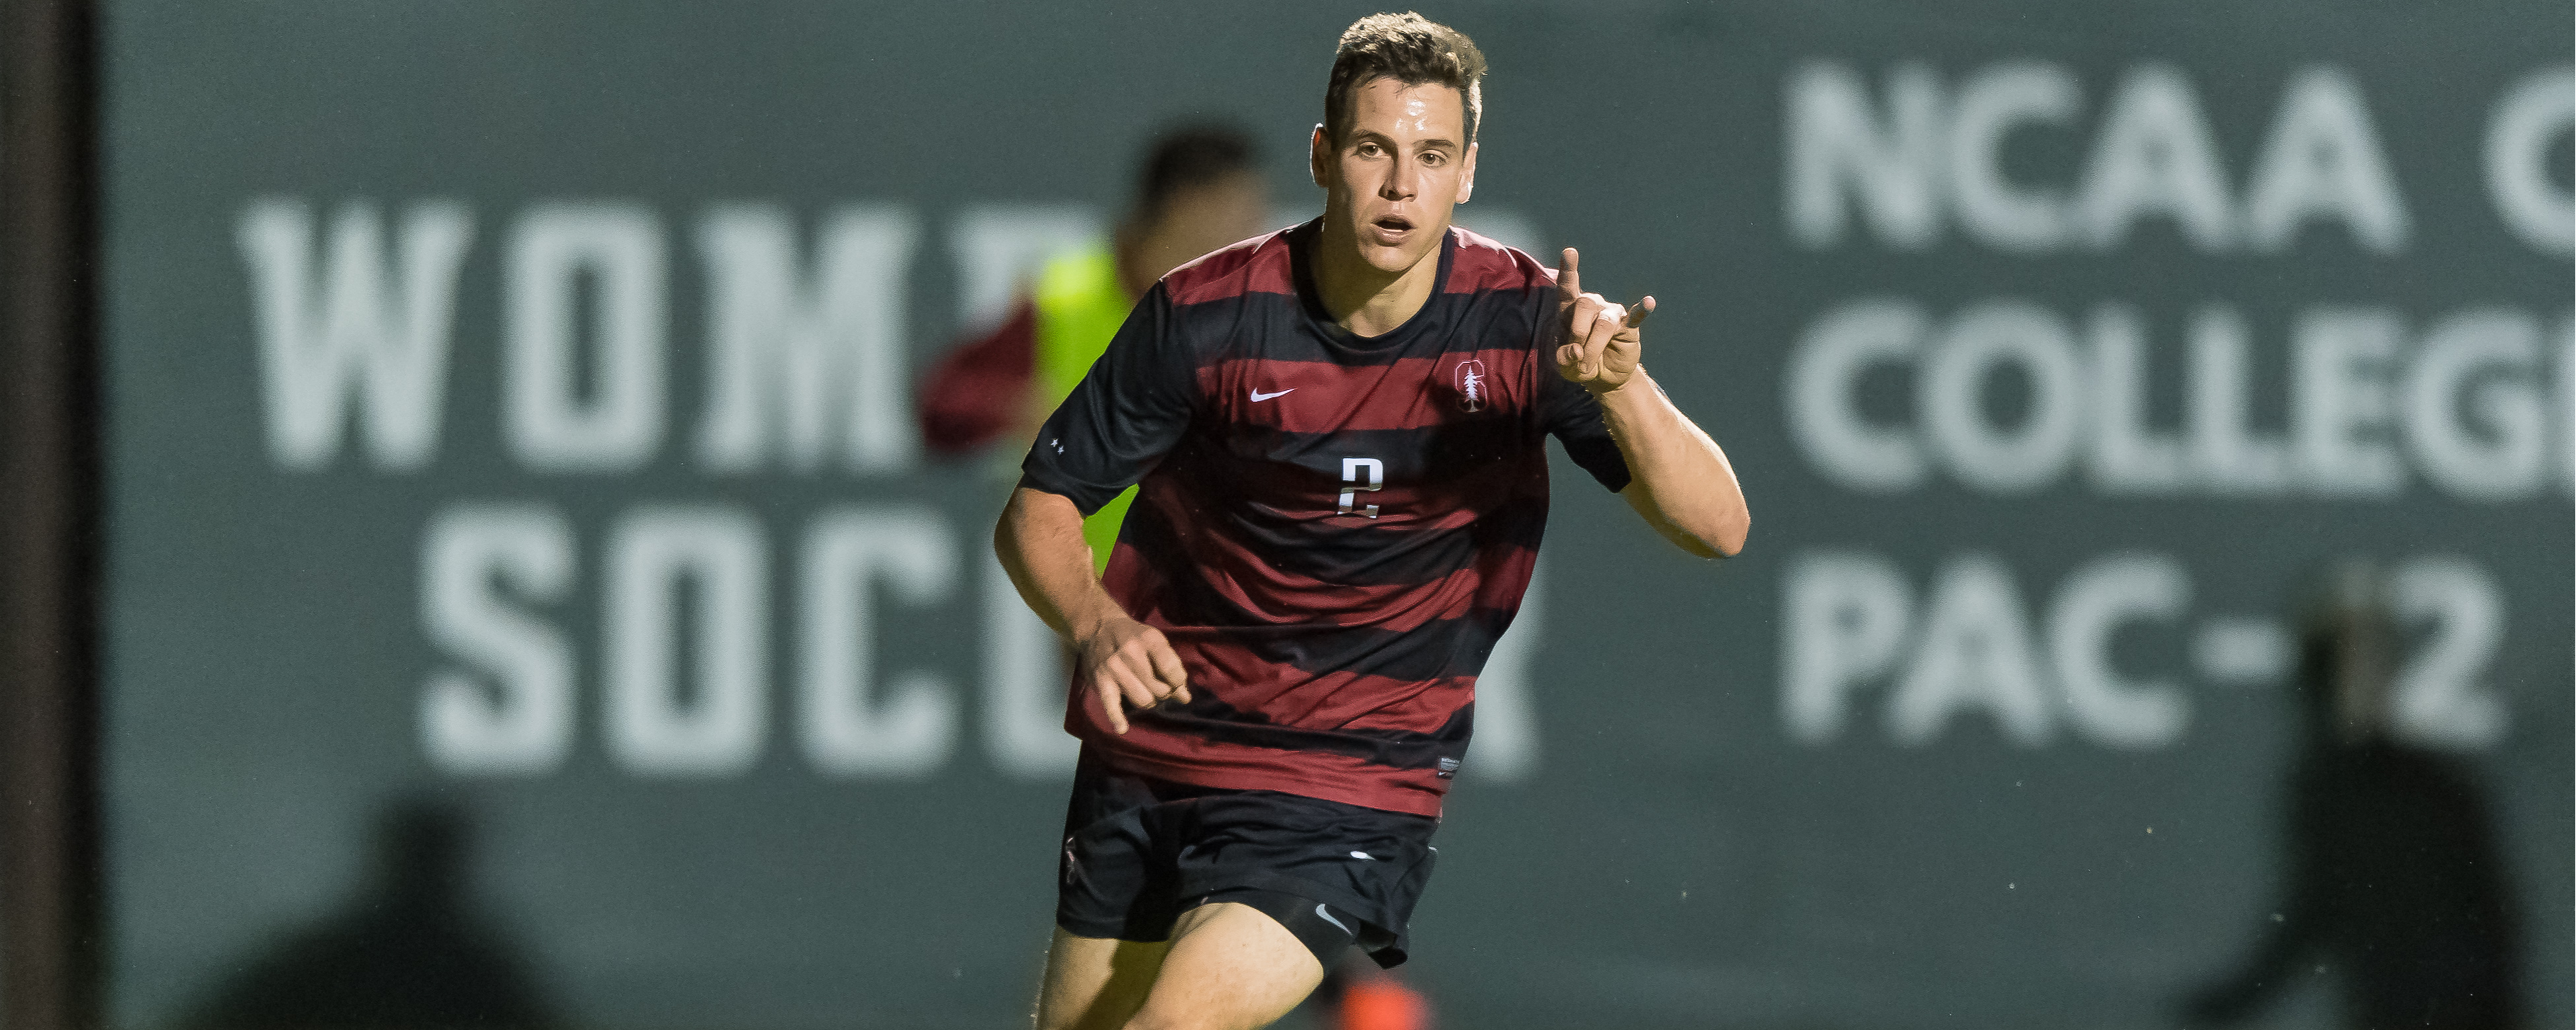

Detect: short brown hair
[1325, 12, 1487, 145]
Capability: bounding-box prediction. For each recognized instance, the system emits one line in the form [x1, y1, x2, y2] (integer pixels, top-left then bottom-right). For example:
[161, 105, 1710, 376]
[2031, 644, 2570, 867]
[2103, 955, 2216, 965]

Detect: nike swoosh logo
[1313, 904, 1352, 935]
[1249, 387, 1295, 402]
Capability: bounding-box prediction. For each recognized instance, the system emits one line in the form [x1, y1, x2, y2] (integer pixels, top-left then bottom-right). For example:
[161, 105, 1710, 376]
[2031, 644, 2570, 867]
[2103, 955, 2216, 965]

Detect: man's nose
[1380, 154, 1418, 200]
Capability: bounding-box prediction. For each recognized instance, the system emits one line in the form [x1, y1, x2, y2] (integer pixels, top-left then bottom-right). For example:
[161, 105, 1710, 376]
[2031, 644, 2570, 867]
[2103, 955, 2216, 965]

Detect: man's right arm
[994, 486, 1189, 734]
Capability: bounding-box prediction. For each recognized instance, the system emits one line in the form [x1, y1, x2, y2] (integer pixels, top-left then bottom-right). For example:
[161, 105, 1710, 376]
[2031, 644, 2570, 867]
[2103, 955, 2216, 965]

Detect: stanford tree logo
[1452, 358, 1487, 413]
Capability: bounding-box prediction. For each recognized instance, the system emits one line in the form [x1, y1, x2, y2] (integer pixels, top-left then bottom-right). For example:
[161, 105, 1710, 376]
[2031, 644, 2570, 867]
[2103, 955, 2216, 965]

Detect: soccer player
[995, 12, 1749, 1029]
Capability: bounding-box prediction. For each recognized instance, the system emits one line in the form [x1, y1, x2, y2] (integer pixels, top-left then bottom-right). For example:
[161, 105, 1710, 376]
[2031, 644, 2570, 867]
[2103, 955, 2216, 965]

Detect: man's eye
[1421, 152, 1446, 167]
[1356, 144, 1382, 157]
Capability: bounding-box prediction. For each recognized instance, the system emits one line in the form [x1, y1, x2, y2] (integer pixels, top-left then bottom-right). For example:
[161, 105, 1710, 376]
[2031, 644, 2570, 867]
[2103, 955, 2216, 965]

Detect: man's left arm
[1551, 247, 1749, 559]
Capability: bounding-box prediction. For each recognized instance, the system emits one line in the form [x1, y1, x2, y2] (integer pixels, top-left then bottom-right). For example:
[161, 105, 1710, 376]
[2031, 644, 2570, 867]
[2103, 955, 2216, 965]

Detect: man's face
[1312, 77, 1477, 276]
[1128, 171, 1272, 290]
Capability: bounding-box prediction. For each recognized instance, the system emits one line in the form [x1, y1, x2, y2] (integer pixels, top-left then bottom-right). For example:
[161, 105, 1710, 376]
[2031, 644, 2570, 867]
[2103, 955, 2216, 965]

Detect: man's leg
[1122, 902, 1325, 1030]
[1034, 929, 1167, 1030]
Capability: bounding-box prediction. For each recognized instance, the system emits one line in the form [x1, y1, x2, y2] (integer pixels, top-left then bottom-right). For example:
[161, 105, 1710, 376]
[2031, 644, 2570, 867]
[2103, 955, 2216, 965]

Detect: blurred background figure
[179, 799, 555, 1030]
[917, 124, 1270, 571]
[2180, 563, 2522, 1030]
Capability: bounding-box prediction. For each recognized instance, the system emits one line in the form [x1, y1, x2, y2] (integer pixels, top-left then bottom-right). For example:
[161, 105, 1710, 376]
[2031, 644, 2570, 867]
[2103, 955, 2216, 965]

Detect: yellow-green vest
[1031, 246, 1139, 575]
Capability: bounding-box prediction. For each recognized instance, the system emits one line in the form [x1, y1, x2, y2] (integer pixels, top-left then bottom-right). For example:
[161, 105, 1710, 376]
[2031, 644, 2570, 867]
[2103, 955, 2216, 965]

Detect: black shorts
[1054, 751, 1440, 969]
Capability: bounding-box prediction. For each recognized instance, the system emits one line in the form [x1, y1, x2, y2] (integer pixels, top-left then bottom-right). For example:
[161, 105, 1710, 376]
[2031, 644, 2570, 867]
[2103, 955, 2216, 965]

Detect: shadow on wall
[2179, 562, 2522, 1030]
[179, 797, 557, 1030]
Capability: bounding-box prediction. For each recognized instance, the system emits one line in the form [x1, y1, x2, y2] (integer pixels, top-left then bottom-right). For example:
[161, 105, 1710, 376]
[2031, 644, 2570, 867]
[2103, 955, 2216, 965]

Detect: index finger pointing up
[1556, 247, 1581, 301]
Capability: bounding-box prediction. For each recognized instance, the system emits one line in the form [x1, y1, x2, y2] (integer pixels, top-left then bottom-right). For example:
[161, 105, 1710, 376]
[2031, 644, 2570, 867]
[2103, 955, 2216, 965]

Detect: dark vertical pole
[0, 0, 101, 1024]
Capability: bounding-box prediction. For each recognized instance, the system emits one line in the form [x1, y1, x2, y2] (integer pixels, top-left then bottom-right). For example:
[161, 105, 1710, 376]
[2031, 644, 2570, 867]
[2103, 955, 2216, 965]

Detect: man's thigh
[1124, 901, 1324, 1030]
[1035, 928, 1166, 1030]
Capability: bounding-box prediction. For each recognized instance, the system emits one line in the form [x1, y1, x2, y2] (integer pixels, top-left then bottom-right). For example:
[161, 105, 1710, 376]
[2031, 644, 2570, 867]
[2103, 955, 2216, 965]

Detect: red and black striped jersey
[1019, 220, 1630, 816]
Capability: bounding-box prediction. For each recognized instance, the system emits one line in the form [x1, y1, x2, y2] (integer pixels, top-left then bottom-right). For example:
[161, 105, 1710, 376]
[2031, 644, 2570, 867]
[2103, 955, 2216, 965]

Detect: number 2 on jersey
[1338, 457, 1384, 518]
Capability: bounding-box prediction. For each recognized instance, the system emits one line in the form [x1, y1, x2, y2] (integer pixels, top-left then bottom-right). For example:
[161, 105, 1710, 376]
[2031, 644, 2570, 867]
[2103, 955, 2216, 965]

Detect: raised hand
[1552, 247, 1655, 393]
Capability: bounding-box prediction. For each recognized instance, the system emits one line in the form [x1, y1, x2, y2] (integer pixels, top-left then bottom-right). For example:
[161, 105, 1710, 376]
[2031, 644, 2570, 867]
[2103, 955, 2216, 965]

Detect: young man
[995, 12, 1749, 1029]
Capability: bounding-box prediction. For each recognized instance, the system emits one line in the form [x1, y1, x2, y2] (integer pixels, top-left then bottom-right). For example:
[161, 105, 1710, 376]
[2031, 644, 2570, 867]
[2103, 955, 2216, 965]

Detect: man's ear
[1309, 124, 1333, 189]
[1456, 141, 1479, 204]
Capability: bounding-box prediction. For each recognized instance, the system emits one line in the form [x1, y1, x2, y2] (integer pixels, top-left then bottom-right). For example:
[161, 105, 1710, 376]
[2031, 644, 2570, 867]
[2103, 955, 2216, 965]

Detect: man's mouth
[1367, 214, 1416, 245]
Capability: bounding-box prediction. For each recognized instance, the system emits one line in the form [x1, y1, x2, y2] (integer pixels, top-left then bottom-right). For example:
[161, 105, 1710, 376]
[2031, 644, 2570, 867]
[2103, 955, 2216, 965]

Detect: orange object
[1337, 975, 1432, 1030]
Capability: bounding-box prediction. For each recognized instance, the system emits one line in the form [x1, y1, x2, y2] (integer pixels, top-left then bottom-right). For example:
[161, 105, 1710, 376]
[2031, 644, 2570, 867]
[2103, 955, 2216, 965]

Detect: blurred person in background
[2179, 563, 2521, 1030]
[917, 125, 1270, 573]
[998, 11, 1748, 1029]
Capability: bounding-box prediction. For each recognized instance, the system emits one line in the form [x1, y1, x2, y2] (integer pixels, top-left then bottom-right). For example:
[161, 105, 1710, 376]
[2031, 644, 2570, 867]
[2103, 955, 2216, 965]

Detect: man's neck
[1311, 214, 1443, 338]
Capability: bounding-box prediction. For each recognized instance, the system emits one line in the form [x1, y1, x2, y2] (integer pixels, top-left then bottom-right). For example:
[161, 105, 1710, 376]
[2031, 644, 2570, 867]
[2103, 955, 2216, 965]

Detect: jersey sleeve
[1017, 283, 1196, 514]
[1536, 362, 1633, 493]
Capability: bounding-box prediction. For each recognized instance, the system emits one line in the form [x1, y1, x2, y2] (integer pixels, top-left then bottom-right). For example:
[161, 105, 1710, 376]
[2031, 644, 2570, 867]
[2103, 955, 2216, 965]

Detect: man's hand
[1553, 247, 1655, 395]
[1077, 613, 1190, 734]
[995, 487, 1194, 735]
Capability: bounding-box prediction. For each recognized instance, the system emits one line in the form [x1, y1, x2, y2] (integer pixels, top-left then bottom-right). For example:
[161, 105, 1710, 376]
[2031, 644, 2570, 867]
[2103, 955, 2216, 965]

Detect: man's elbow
[1660, 518, 1742, 561]
[994, 487, 1035, 563]
[1630, 487, 1748, 560]
[1694, 510, 1748, 560]
[1718, 509, 1749, 557]
[997, 485, 1087, 564]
